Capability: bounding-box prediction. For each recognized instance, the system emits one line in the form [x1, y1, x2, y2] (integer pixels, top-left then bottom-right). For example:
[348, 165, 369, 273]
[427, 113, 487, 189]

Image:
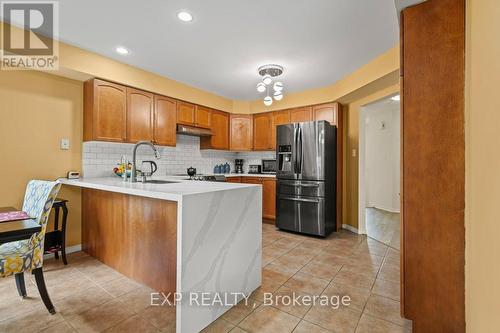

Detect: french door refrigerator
[276, 120, 336, 237]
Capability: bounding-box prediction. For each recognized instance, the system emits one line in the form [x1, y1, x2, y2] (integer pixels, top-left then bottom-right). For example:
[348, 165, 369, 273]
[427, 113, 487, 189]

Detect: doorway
[358, 94, 401, 249]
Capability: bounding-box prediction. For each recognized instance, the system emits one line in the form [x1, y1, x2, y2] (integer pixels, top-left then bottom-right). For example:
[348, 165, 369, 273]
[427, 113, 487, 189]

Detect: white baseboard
[342, 224, 360, 234]
[43, 244, 82, 260]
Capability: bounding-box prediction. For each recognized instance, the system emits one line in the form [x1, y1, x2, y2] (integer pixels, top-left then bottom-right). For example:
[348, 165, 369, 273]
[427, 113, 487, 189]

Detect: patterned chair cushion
[0, 180, 60, 278]
[0, 240, 35, 276]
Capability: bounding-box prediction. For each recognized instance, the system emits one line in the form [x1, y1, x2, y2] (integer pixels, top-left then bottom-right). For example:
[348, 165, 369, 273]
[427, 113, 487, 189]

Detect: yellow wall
[465, 0, 500, 330]
[0, 70, 82, 247]
[343, 82, 400, 229]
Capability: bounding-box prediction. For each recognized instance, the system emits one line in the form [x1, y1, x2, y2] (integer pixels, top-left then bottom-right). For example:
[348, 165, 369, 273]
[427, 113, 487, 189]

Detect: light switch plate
[352, 149, 357, 157]
[60, 138, 70, 150]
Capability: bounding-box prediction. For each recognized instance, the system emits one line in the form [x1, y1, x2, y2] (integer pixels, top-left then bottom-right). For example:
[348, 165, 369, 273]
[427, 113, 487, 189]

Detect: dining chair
[0, 180, 61, 314]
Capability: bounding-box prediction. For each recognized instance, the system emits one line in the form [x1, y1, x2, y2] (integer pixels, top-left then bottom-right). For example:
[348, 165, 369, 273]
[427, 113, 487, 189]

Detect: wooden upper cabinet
[313, 102, 341, 125]
[262, 178, 276, 220]
[201, 110, 229, 150]
[84, 79, 127, 142]
[253, 112, 273, 151]
[272, 110, 290, 125]
[230, 114, 253, 151]
[126, 88, 154, 143]
[290, 106, 312, 123]
[154, 95, 176, 146]
[271, 110, 290, 150]
[195, 106, 212, 128]
[177, 101, 195, 125]
[176, 102, 211, 128]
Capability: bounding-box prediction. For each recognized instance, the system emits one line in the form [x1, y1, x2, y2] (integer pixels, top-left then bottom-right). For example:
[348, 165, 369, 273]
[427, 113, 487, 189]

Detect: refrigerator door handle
[280, 182, 319, 187]
[280, 196, 320, 203]
[297, 125, 303, 175]
[293, 124, 299, 175]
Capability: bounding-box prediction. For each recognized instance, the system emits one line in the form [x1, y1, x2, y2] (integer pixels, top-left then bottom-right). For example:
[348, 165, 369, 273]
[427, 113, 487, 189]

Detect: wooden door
[195, 106, 212, 128]
[84, 79, 127, 142]
[226, 177, 241, 183]
[313, 102, 340, 125]
[201, 110, 229, 150]
[290, 106, 312, 123]
[401, 0, 465, 331]
[177, 101, 195, 125]
[153, 95, 176, 146]
[271, 110, 290, 150]
[262, 178, 276, 221]
[230, 114, 253, 151]
[253, 113, 273, 150]
[126, 88, 154, 143]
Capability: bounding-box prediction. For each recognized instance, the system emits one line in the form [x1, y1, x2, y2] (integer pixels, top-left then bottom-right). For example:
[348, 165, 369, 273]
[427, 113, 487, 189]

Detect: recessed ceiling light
[115, 46, 129, 55]
[391, 95, 400, 101]
[177, 11, 193, 22]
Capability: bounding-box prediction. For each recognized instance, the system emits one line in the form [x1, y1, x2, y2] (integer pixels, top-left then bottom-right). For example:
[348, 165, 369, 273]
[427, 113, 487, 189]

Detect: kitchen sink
[143, 180, 179, 184]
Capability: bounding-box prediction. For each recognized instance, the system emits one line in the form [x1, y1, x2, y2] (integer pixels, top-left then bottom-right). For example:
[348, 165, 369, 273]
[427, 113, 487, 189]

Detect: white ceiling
[3, 0, 399, 100]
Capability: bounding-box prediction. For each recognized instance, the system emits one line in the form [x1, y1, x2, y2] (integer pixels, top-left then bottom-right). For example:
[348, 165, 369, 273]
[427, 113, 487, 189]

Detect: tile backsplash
[82, 135, 275, 177]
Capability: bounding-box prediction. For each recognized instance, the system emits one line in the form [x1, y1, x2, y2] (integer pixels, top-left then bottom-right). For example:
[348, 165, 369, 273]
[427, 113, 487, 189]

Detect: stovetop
[185, 174, 227, 182]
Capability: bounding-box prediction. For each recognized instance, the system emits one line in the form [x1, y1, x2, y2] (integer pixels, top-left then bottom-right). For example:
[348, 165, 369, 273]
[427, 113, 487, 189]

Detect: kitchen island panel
[178, 186, 262, 333]
[82, 188, 177, 294]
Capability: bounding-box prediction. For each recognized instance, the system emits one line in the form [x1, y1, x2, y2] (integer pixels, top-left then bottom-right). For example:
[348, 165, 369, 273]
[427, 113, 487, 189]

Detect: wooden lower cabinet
[82, 189, 177, 294]
[231, 176, 276, 221]
[225, 176, 242, 183]
[262, 178, 276, 220]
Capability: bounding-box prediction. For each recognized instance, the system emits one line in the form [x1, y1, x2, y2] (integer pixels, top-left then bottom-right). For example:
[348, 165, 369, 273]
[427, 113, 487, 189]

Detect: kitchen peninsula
[60, 177, 262, 333]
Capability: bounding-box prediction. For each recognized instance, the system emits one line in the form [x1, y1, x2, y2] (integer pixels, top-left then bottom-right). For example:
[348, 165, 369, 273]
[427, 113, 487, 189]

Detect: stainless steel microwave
[262, 159, 277, 174]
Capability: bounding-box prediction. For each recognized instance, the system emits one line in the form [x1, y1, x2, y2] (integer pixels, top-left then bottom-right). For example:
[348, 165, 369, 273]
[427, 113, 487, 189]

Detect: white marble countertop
[224, 173, 276, 178]
[59, 176, 260, 202]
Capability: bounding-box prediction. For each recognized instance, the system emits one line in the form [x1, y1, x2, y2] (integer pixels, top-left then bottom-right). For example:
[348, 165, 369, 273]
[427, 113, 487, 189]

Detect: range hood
[176, 124, 213, 137]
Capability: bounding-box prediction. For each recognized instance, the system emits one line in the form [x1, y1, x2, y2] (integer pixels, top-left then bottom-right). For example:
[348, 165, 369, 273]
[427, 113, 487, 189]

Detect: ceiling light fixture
[391, 95, 400, 101]
[273, 91, 283, 101]
[115, 46, 129, 55]
[256, 64, 285, 106]
[177, 11, 193, 22]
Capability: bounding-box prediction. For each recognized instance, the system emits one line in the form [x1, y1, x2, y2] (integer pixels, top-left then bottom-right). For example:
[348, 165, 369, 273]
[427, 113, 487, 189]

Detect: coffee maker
[235, 159, 244, 174]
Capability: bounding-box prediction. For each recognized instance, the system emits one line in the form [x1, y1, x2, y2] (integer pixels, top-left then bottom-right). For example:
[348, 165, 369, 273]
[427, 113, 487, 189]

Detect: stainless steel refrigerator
[276, 120, 336, 237]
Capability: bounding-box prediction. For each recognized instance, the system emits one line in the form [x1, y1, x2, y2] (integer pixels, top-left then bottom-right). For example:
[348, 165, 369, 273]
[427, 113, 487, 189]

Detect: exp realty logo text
[1, 1, 59, 70]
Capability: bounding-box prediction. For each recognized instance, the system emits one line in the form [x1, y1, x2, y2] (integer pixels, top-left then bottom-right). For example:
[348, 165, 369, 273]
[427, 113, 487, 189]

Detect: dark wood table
[0, 207, 41, 245]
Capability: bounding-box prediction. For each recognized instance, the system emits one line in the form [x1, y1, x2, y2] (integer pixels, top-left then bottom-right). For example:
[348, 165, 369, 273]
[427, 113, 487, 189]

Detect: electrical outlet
[60, 138, 70, 150]
[352, 149, 357, 157]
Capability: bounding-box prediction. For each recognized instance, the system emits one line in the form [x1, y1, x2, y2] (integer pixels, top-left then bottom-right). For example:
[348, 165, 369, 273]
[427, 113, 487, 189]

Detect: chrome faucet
[131, 141, 161, 182]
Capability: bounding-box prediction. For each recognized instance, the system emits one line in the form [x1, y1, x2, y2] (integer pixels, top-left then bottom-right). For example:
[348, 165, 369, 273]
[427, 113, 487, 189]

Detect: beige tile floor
[365, 208, 401, 250]
[0, 225, 411, 333]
